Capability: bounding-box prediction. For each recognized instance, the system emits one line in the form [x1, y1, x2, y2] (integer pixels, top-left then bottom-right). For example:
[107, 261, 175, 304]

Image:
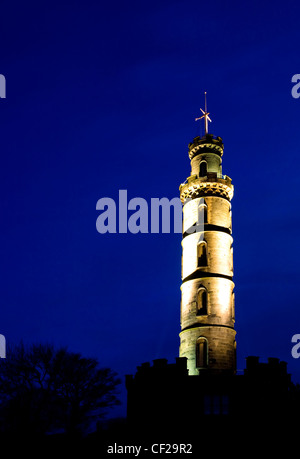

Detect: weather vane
[195, 91, 211, 135]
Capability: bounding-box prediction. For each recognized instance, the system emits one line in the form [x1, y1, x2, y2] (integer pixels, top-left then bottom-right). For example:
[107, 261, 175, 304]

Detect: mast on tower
[195, 92, 212, 135]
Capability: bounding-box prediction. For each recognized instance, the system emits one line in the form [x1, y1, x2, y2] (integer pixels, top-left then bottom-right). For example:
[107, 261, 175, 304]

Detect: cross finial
[195, 92, 212, 135]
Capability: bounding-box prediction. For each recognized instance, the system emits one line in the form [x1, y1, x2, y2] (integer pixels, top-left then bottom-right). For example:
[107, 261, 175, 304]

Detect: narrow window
[204, 396, 211, 415]
[200, 161, 207, 177]
[197, 241, 207, 267]
[212, 396, 221, 415]
[221, 395, 229, 415]
[197, 288, 207, 315]
[196, 337, 208, 369]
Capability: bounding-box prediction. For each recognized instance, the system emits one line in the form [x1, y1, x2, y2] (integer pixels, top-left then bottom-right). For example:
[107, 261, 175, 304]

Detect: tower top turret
[188, 133, 224, 160]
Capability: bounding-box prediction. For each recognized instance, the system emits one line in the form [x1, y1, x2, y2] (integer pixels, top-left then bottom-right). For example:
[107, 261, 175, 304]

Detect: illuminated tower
[179, 96, 236, 375]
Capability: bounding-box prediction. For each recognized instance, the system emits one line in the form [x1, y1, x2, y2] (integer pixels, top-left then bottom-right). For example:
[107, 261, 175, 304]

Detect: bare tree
[0, 342, 120, 436]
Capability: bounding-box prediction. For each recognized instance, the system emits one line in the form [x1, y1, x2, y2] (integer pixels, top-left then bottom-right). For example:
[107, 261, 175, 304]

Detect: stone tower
[179, 130, 236, 376]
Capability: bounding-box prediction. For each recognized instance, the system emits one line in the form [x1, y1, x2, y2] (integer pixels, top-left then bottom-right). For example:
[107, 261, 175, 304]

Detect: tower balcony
[179, 173, 234, 202]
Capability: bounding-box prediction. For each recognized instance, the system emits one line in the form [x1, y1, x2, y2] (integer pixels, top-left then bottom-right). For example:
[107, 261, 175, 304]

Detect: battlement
[244, 356, 290, 383]
[188, 134, 224, 160]
[126, 357, 188, 387]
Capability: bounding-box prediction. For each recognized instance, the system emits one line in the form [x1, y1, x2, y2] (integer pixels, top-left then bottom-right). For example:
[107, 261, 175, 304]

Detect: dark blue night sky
[1, 0, 300, 416]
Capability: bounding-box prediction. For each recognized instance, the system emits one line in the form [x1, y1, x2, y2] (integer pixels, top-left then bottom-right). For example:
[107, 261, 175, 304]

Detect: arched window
[231, 293, 235, 321]
[200, 161, 207, 177]
[197, 288, 207, 315]
[197, 241, 207, 267]
[196, 337, 208, 369]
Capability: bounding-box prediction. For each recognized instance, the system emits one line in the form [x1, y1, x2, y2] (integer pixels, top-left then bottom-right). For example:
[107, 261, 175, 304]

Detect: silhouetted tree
[0, 342, 120, 437]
